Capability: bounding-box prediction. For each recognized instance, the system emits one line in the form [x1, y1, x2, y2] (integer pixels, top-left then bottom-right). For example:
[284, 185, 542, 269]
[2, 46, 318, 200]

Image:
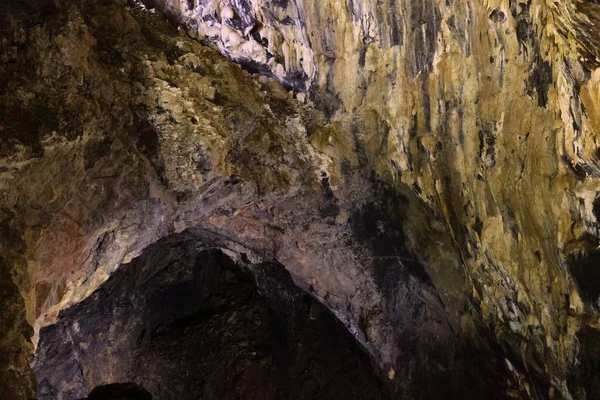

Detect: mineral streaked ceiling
[1, 0, 600, 398]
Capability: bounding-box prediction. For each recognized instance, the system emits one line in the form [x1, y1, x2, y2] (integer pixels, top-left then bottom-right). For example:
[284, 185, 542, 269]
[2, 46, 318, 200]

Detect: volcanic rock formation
[2, 0, 600, 399]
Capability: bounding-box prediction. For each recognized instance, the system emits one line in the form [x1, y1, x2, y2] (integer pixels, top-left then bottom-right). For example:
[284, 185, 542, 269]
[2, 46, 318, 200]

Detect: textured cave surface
[3, 0, 600, 398]
[32, 233, 390, 400]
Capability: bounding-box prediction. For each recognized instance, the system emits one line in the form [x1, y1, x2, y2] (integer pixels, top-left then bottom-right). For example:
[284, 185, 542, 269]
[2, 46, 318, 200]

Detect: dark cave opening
[82, 383, 152, 400]
[32, 232, 388, 400]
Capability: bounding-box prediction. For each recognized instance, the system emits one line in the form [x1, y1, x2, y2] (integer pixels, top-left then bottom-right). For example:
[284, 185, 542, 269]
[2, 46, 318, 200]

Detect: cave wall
[2, 0, 600, 398]
[153, 0, 600, 398]
[0, 0, 501, 398]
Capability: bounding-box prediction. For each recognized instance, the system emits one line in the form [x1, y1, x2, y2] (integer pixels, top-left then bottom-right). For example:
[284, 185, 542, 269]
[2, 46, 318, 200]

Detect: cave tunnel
[3, 0, 600, 398]
[32, 231, 388, 400]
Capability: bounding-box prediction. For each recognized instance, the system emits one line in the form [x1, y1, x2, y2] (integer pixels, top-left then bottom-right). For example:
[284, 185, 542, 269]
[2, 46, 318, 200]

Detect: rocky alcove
[32, 231, 388, 400]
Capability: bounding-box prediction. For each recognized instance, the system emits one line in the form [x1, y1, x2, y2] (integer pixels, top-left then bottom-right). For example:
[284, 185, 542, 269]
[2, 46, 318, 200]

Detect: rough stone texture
[2, 0, 600, 398]
[152, 0, 600, 398]
[33, 234, 389, 400]
[0, 0, 506, 398]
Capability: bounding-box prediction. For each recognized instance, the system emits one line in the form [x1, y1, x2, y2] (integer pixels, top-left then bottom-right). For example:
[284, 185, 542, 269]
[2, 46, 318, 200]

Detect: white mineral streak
[166, 0, 316, 84]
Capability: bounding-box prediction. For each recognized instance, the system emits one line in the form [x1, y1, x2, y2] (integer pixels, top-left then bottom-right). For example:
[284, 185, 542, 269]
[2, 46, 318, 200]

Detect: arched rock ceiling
[2, 0, 600, 398]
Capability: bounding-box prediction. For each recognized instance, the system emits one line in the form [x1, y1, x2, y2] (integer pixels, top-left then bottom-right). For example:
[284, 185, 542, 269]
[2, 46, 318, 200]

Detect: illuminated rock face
[3, 0, 600, 398]
[156, 0, 600, 397]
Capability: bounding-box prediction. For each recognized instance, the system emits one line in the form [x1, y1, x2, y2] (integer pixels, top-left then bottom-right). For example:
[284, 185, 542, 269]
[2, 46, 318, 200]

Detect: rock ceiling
[2, 0, 600, 398]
